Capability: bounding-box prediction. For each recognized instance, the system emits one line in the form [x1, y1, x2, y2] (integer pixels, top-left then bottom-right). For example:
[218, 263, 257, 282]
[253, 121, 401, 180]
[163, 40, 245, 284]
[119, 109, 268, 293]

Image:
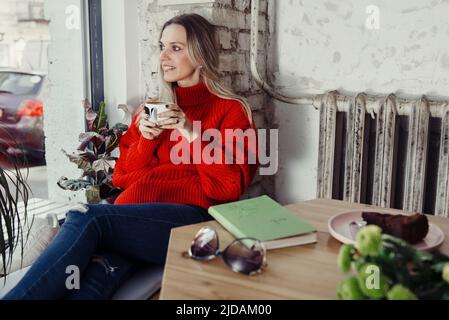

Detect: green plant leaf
[337, 277, 365, 300]
[62, 100, 127, 202]
[78, 132, 105, 151]
[57, 177, 93, 191]
[109, 123, 129, 136]
[61, 149, 96, 172]
[338, 244, 354, 273]
[94, 101, 108, 132]
[105, 134, 121, 154]
[0, 150, 31, 278]
[387, 284, 418, 300]
[92, 157, 116, 174]
[339, 230, 449, 300]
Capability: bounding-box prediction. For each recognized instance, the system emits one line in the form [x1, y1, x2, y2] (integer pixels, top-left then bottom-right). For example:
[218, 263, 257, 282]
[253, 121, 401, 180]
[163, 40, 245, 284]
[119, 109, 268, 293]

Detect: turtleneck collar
[175, 82, 214, 106]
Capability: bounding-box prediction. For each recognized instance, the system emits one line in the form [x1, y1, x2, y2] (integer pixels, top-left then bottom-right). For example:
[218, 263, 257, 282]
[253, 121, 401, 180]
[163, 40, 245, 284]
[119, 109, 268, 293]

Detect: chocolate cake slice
[361, 211, 429, 244]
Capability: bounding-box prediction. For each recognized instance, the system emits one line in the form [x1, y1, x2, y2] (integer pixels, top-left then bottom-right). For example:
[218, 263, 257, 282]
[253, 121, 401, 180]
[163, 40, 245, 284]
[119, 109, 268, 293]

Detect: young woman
[2, 13, 258, 300]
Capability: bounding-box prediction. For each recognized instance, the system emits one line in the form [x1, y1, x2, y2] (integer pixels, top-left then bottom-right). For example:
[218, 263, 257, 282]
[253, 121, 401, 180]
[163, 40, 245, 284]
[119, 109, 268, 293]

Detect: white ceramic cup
[144, 102, 170, 123]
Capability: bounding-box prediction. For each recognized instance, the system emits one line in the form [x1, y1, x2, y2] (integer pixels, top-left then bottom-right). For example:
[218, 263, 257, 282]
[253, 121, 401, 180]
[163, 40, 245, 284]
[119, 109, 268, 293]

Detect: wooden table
[159, 199, 449, 300]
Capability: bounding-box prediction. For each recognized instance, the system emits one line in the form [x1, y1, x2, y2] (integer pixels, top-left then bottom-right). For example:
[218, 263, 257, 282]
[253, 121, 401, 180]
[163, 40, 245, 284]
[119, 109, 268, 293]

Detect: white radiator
[316, 91, 449, 217]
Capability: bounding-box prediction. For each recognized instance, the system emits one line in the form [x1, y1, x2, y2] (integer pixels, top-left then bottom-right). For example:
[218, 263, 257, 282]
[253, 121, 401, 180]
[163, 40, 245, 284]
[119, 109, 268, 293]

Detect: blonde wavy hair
[156, 13, 253, 125]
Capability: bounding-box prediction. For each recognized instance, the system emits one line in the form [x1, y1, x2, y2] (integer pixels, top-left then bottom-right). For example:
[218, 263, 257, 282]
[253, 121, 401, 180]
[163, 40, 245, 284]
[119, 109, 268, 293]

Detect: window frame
[86, 0, 104, 112]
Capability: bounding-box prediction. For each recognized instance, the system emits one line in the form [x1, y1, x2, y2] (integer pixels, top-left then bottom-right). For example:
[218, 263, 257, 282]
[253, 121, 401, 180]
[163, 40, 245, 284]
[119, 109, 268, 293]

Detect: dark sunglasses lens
[189, 227, 219, 259]
[223, 239, 265, 275]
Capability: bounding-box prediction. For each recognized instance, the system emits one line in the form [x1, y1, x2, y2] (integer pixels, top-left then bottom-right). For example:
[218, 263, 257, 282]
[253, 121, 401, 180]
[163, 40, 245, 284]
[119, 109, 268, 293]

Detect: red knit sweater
[112, 82, 258, 209]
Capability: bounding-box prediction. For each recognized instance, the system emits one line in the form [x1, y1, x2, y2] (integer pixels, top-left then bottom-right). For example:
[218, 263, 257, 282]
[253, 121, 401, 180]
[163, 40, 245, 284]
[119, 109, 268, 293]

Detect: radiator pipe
[319, 92, 447, 118]
[250, 0, 318, 108]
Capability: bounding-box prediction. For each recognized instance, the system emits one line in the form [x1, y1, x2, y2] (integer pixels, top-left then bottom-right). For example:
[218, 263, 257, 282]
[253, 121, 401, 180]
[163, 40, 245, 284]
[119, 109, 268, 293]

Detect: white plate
[328, 209, 445, 252]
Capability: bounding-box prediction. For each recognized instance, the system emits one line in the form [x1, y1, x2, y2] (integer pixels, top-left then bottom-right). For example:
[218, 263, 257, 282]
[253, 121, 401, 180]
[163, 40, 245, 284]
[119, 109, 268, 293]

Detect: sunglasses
[186, 226, 267, 276]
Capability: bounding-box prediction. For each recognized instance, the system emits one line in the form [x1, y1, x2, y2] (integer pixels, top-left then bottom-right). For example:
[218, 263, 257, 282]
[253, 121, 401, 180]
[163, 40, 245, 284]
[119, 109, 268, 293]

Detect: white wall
[269, 0, 449, 205]
[44, 0, 87, 203]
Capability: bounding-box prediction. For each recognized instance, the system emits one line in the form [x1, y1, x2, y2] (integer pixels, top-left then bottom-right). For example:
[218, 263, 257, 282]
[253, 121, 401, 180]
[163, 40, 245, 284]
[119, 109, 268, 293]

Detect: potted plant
[336, 225, 449, 300]
[0, 151, 32, 277]
[57, 99, 132, 204]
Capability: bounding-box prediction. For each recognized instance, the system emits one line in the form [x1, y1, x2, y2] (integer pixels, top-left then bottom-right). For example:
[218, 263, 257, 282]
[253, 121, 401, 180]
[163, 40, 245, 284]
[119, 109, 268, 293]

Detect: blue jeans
[2, 202, 212, 300]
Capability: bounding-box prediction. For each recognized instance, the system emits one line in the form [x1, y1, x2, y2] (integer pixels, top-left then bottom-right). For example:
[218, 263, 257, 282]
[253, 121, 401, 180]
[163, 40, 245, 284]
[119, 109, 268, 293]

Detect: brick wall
[137, 0, 273, 198]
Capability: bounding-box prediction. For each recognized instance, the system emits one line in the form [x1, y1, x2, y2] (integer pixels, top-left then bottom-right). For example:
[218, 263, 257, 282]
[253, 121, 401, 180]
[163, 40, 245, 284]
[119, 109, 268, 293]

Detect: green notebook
[208, 195, 317, 250]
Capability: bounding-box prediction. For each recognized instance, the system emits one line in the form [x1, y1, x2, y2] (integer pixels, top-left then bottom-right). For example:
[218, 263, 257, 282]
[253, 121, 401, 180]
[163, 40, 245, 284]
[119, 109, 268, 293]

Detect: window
[0, 44, 9, 67]
[0, 0, 49, 174]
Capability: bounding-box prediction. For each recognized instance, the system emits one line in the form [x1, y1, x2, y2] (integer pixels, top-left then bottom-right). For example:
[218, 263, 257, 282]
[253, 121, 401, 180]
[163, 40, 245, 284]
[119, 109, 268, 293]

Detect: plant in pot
[57, 99, 132, 204]
[0, 151, 32, 277]
[336, 225, 449, 300]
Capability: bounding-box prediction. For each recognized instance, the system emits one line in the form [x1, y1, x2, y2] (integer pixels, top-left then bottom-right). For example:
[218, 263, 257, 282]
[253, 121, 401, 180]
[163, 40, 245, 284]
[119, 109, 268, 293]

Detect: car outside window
[0, 73, 42, 95]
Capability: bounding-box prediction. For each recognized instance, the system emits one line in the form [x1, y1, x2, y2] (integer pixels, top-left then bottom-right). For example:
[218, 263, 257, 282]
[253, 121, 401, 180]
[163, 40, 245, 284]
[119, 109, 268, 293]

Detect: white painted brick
[151, 10, 181, 28]
[212, 8, 247, 30]
[259, 0, 268, 13]
[257, 13, 267, 32]
[234, 0, 251, 12]
[237, 31, 250, 51]
[159, 0, 214, 5]
[218, 28, 233, 50]
[219, 52, 247, 72]
[216, 0, 232, 7]
[221, 74, 233, 88]
[238, 31, 268, 52]
[234, 74, 251, 92]
[246, 93, 265, 111]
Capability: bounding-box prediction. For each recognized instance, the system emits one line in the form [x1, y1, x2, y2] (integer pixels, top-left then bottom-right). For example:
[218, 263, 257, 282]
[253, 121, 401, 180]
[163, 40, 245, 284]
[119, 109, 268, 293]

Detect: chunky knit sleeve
[193, 102, 259, 202]
[112, 114, 160, 188]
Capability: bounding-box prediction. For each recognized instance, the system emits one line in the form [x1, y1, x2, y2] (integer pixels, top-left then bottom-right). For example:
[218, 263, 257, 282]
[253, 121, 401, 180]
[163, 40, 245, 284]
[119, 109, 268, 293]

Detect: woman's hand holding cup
[157, 104, 192, 132]
[158, 104, 198, 142]
[137, 109, 163, 140]
[136, 101, 195, 141]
